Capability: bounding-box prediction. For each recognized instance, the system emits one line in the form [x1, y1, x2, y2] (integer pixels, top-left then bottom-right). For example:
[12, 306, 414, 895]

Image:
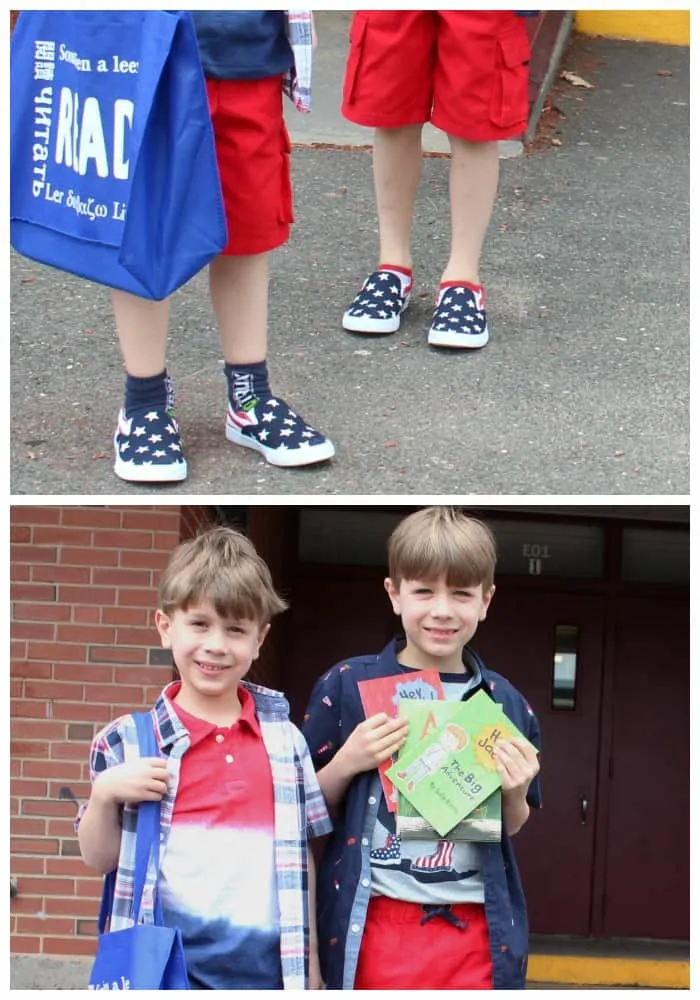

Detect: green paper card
[387, 690, 536, 837]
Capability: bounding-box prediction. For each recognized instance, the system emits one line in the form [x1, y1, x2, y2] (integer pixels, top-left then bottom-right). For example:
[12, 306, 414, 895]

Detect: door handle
[580, 794, 589, 825]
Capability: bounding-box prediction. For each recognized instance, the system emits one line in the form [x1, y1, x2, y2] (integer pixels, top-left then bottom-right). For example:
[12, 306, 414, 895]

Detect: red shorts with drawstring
[206, 75, 294, 255]
[342, 11, 531, 142]
[354, 896, 493, 989]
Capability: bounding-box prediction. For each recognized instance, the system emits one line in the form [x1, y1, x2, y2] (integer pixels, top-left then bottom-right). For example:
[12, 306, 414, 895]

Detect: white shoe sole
[428, 325, 490, 349]
[342, 293, 410, 334]
[113, 450, 188, 483]
[226, 423, 335, 467]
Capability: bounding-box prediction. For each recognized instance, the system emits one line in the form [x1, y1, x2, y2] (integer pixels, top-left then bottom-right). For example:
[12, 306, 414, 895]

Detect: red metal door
[473, 590, 605, 936]
[599, 594, 689, 940]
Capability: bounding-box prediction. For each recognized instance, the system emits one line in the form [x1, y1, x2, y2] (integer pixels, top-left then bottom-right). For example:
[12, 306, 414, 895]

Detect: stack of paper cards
[387, 690, 537, 838]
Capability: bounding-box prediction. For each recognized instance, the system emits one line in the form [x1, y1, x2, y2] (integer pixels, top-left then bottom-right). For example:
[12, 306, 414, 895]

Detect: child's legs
[354, 897, 492, 988]
[342, 12, 436, 269]
[111, 290, 169, 377]
[210, 254, 268, 364]
[207, 76, 292, 363]
[373, 125, 423, 269]
[443, 138, 500, 285]
[429, 12, 530, 284]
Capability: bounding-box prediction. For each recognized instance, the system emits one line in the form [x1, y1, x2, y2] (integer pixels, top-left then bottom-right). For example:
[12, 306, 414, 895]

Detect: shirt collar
[388, 633, 486, 688]
[163, 681, 261, 748]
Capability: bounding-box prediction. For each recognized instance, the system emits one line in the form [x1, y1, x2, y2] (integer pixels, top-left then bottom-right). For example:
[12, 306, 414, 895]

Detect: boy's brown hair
[158, 526, 288, 623]
[387, 507, 497, 591]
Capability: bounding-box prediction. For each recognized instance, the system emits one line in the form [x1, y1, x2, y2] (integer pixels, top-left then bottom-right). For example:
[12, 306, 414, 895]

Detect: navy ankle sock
[225, 361, 271, 410]
[124, 370, 172, 416]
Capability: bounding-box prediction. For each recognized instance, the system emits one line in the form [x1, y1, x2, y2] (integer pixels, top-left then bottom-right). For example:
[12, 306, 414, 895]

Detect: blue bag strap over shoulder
[97, 711, 165, 933]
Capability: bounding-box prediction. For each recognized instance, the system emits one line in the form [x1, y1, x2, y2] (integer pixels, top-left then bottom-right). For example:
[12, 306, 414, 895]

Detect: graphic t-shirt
[370, 672, 486, 905]
[159, 688, 283, 989]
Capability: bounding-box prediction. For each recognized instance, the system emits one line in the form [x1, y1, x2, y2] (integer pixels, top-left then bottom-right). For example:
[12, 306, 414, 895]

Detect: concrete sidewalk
[10, 17, 689, 496]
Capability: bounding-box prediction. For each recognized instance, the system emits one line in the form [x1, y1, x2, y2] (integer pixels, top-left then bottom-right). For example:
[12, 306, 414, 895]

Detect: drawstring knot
[420, 904, 468, 930]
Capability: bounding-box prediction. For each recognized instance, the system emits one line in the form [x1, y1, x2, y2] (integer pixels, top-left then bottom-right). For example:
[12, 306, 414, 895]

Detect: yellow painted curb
[527, 954, 690, 989]
[575, 10, 690, 46]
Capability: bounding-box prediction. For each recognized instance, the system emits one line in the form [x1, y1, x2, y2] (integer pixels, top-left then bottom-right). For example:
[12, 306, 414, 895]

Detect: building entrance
[280, 508, 689, 943]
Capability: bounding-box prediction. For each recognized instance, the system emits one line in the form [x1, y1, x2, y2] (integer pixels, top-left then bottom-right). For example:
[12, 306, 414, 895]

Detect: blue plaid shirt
[302, 639, 543, 990]
[78, 680, 332, 990]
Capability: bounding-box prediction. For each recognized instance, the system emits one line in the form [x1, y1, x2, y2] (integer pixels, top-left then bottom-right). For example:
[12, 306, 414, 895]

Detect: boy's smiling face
[155, 599, 269, 712]
[385, 575, 494, 674]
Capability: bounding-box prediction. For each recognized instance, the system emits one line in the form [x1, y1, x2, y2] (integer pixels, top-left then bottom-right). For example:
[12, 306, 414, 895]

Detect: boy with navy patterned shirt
[303, 507, 542, 989]
[77, 526, 331, 989]
[340, 11, 533, 349]
[113, 11, 334, 483]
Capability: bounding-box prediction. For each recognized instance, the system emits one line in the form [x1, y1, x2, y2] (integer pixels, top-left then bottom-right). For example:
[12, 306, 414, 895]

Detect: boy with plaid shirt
[77, 526, 331, 989]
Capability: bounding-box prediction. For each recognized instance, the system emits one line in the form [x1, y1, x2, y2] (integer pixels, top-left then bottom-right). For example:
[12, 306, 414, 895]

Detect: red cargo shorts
[354, 896, 493, 989]
[342, 11, 531, 142]
[206, 75, 294, 256]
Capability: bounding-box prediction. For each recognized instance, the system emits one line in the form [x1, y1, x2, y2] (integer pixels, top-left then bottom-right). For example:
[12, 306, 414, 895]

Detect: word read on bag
[10, 10, 227, 301]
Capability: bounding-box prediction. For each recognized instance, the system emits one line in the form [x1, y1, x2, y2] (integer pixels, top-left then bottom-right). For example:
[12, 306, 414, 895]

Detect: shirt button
[361, 838, 369, 847]
[368, 796, 376, 805]
[351, 924, 361, 934]
[361, 878, 370, 888]
[225, 754, 234, 764]
[215, 734, 224, 744]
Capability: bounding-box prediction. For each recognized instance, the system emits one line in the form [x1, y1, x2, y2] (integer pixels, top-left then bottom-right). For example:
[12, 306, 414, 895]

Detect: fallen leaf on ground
[561, 70, 594, 89]
[656, 70, 674, 77]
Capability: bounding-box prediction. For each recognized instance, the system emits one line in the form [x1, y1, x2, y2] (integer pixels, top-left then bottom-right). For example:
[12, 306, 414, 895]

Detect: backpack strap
[97, 711, 162, 931]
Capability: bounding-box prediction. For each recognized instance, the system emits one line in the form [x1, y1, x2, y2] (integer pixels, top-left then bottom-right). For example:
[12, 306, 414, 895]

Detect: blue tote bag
[89, 713, 189, 991]
[10, 11, 227, 301]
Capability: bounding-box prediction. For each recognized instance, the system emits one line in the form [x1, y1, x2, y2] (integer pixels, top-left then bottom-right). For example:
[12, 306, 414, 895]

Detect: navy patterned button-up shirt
[302, 638, 542, 990]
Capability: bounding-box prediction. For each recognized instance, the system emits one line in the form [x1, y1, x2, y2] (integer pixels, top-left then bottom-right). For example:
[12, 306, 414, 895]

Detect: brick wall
[9, 505, 214, 957]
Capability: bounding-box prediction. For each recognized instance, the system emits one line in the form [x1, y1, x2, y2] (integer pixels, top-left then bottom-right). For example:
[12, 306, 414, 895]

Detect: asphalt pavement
[10, 18, 689, 496]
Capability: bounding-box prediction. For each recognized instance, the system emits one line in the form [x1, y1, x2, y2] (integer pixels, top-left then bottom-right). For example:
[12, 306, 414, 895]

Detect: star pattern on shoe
[226, 395, 335, 468]
[114, 407, 187, 483]
[342, 269, 412, 334]
[371, 833, 402, 862]
[427, 284, 490, 349]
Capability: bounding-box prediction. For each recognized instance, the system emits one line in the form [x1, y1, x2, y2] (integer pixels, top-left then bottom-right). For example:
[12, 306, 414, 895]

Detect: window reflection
[552, 625, 578, 710]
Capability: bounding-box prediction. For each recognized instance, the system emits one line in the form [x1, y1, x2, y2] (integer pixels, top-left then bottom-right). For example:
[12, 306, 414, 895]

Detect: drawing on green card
[392, 722, 469, 792]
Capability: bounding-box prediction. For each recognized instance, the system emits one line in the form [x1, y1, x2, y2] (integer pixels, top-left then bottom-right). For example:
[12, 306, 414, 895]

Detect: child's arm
[316, 712, 408, 814]
[78, 754, 169, 873]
